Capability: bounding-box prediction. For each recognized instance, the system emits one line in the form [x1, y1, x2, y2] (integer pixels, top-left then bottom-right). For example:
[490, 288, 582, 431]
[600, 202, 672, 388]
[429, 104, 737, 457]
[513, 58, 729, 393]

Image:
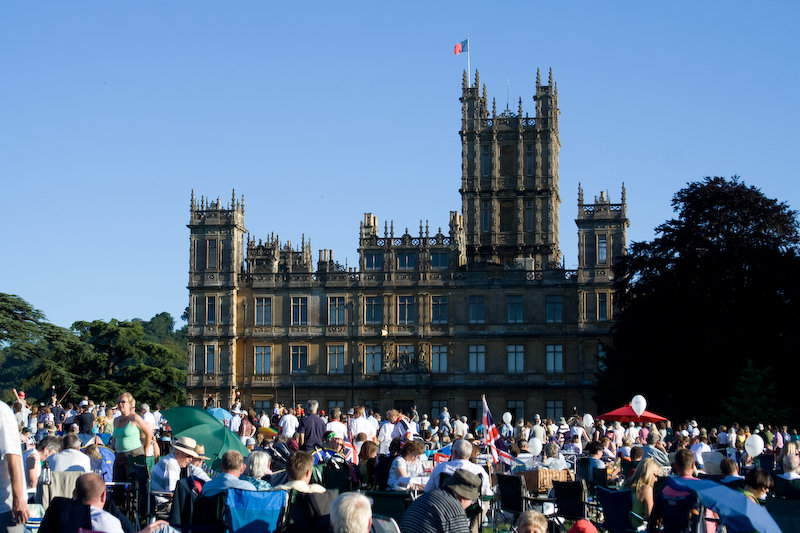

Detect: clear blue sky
[2, 1, 798, 329]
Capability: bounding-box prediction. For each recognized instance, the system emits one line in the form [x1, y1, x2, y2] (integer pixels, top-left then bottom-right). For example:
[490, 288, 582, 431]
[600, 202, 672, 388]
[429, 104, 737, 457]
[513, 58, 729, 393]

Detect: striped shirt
[399, 488, 470, 533]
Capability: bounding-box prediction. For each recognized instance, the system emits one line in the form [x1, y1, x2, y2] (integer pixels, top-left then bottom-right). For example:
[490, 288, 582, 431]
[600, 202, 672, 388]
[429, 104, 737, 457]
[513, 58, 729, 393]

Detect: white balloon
[502, 412, 513, 424]
[745, 434, 764, 458]
[528, 437, 543, 457]
[583, 413, 594, 428]
[631, 395, 647, 417]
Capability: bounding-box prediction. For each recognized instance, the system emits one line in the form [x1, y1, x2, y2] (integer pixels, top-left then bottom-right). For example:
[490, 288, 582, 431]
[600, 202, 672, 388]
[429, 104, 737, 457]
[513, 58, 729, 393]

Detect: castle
[186, 69, 628, 422]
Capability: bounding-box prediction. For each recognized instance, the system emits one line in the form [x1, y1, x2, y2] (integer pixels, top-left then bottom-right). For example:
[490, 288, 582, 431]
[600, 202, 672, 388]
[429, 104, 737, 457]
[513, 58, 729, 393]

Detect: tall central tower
[459, 69, 561, 268]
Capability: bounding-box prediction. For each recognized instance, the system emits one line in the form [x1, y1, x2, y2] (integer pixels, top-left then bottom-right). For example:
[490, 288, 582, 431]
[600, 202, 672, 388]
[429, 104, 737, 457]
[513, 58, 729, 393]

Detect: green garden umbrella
[162, 406, 249, 470]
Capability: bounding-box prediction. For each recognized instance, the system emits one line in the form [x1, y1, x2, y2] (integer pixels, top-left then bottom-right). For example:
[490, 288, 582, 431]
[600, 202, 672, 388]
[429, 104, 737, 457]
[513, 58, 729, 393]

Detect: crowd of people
[3, 387, 798, 533]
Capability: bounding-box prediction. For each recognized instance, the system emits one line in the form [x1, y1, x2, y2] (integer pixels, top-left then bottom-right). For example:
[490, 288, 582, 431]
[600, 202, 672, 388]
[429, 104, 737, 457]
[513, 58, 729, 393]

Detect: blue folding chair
[225, 488, 289, 533]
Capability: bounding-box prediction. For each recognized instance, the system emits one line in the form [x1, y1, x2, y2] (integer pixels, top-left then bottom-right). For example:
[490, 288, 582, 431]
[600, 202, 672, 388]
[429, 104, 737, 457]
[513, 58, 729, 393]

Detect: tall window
[525, 200, 534, 232]
[431, 252, 448, 269]
[546, 400, 564, 422]
[207, 239, 217, 270]
[255, 297, 271, 325]
[525, 144, 533, 176]
[328, 297, 345, 325]
[481, 201, 490, 232]
[328, 400, 344, 410]
[469, 296, 485, 324]
[328, 346, 345, 374]
[500, 145, 515, 175]
[291, 297, 308, 325]
[397, 296, 415, 325]
[431, 296, 448, 324]
[205, 345, 215, 374]
[507, 295, 524, 324]
[507, 345, 524, 373]
[206, 296, 216, 324]
[598, 293, 608, 321]
[193, 345, 203, 373]
[598, 235, 607, 263]
[397, 253, 415, 270]
[546, 295, 563, 323]
[546, 344, 563, 373]
[254, 346, 271, 374]
[365, 296, 382, 325]
[365, 253, 383, 270]
[481, 146, 490, 177]
[291, 346, 307, 374]
[508, 400, 524, 423]
[365, 346, 381, 374]
[431, 345, 447, 373]
[469, 345, 485, 373]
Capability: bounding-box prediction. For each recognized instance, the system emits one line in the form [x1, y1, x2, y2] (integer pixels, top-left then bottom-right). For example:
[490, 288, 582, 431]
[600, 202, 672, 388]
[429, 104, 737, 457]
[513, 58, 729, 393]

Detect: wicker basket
[517, 468, 574, 493]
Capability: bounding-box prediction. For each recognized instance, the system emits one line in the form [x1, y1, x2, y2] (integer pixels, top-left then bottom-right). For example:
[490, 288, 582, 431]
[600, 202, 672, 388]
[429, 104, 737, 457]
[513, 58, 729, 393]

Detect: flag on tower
[454, 39, 468, 55]
[482, 396, 513, 466]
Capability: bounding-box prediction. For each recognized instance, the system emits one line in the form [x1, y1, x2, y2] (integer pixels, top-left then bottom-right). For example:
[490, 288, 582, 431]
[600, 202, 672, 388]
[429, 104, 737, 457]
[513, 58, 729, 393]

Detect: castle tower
[187, 191, 247, 407]
[459, 68, 561, 268]
[576, 184, 629, 322]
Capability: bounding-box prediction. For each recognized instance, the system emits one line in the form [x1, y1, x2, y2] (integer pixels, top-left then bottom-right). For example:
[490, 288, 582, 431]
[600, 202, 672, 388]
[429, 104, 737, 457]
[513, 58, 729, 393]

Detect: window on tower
[525, 145, 533, 176]
[481, 201, 490, 233]
[500, 145, 515, 175]
[481, 146, 490, 177]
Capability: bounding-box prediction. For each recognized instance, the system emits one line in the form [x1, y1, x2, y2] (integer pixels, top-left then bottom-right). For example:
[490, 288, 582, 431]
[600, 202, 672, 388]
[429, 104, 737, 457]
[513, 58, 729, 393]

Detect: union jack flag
[482, 396, 514, 465]
[343, 441, 358, 465]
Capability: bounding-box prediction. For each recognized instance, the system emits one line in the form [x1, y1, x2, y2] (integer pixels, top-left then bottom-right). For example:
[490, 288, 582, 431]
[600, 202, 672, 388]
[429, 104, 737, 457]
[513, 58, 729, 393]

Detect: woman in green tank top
[111, 391, 153, 481]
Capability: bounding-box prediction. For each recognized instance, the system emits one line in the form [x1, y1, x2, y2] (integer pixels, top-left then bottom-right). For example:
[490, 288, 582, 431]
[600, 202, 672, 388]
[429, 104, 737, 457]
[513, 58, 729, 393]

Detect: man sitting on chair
[151, 436, 200, 496]
[273, 451, 326, 493]
[47, 434, 91, 473]
[75, 472, 176, 533]
[201, 450, 255, 496]
[330, 492, 372, 533]
[425, 440, 492, 497]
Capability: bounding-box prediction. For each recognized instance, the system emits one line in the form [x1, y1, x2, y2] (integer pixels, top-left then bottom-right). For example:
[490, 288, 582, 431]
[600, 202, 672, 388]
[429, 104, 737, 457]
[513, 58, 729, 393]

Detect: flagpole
[467, 36, 471, 87]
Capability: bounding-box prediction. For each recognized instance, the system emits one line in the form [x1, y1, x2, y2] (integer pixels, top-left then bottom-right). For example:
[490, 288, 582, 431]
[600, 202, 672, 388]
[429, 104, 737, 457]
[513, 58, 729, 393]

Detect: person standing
[297, 400, 326, 452]
[0, 401, 29, 532]
[111, 392, 153, 481]
[279, 408, 300, 439]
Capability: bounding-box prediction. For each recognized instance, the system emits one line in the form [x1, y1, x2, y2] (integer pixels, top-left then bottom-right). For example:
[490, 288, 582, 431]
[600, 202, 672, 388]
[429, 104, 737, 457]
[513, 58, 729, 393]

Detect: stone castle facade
[186, 69, 629, 422]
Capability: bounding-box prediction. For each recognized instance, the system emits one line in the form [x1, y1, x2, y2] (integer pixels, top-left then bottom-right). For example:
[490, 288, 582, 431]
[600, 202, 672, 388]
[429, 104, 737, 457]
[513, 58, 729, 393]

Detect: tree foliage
[597, 177, 800, 427]
[0, 294, 187, 407]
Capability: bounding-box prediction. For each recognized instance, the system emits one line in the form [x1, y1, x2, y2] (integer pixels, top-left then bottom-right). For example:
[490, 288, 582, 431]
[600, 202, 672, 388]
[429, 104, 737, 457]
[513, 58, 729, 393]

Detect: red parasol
[598, 403, 667, 423]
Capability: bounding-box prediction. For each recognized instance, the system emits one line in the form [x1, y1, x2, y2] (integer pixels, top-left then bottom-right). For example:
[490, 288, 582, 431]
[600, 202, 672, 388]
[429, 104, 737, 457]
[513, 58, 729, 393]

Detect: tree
[0, 294, 187, 407]
[597, 177, 800, 427]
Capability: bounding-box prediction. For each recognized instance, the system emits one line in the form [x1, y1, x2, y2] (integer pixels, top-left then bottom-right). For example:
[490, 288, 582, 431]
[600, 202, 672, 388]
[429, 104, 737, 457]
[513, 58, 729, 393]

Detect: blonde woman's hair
[624, 457, 660, 492]
[119, 391, 135, 409]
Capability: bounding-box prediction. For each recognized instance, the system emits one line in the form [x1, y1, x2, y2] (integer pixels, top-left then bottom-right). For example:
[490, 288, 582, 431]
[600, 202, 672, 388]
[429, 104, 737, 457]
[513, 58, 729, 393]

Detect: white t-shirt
[90, 506, 124, 533]
[0, 402, 22, 514]
[278, 414, 299, 438]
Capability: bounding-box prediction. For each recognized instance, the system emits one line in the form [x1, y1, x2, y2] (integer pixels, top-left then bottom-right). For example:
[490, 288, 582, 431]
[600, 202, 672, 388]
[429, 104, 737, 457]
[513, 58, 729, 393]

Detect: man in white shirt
[47, 434, 91, 473]
[690, 437, 711, 470]
[326, 409, 349, 441]
[426, 439, 493, 497]
[259, 410, 270, 429]
[229, 407, 242, 434]
[151, 436, 200, 495]
[367, 411, 380, 435]
[75, 473, 175, 533]
[0, 401, 28, 531]
[279, 408, 300, 438]
[452, 416, 468, 440]
[349, 406, 375, 441]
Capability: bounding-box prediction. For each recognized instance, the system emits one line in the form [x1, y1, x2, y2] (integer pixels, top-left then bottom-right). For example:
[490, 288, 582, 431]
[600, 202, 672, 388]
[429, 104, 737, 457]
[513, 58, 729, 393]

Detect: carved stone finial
[462, 70, 468, 89]
[518, 97, 523, 117]
[231, 189, 236, 209]
[191, 189, 195, 209]
[536, 68, 541, 88]
[492, 98, 496, 117]
[621, 182, 626, 204]
[549, 68, 553, 85]
[475, 70, 480, 89]
[578, 183, 584, 205]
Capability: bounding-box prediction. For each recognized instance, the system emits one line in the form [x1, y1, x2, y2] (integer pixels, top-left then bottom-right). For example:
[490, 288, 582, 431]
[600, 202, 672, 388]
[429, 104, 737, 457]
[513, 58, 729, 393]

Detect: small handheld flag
[454, 39, 468, 55]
